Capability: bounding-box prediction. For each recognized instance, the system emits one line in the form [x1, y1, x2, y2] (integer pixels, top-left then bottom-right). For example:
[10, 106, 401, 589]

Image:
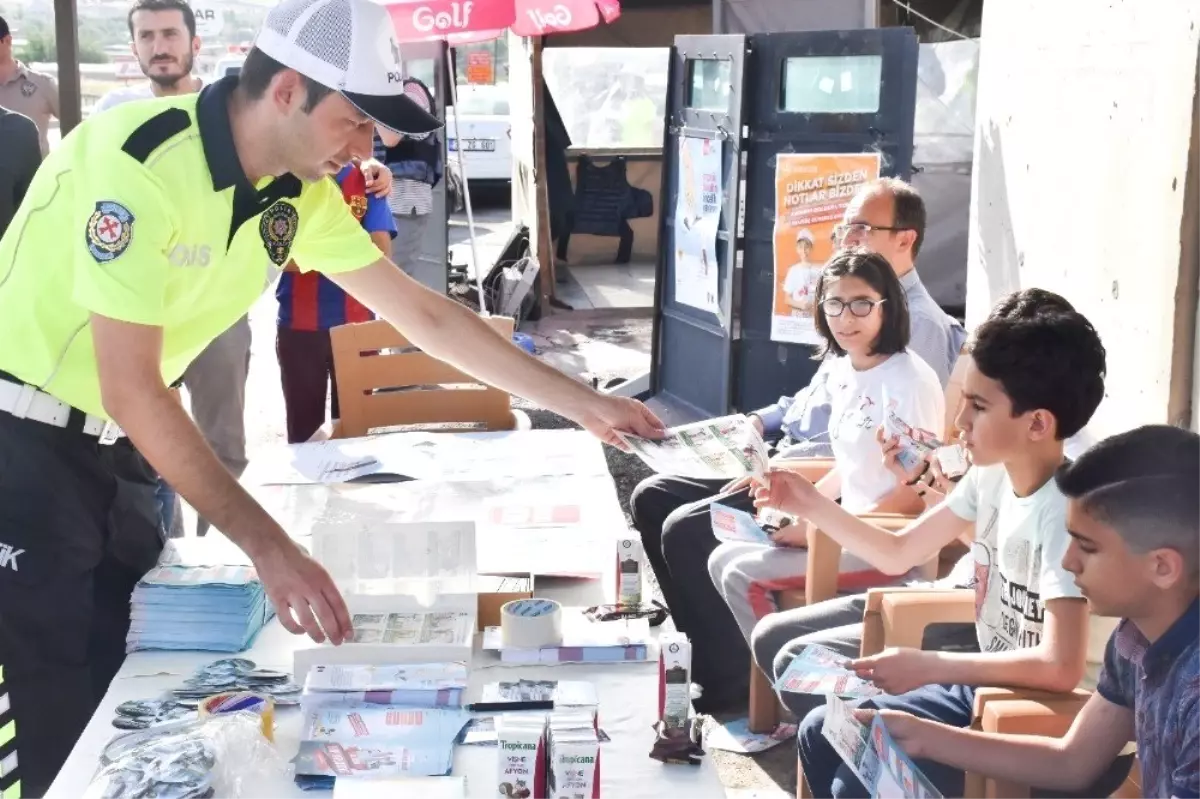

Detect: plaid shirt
[1097, 599, 1199, 798]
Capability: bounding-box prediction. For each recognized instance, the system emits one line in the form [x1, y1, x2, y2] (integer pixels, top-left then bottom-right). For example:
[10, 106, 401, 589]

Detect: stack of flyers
[126, 565, 274, 653]
[822, 696, 943, 799]
[773, 644, 882, 698]
[293, 705, 472, 790]
[302, 663, 468, 710]
[709, 503, 774, 546]
[348, 611, 473, 646]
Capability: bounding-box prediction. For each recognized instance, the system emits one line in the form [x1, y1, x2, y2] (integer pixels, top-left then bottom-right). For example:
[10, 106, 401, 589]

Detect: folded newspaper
[617, 415, 769, 480]
[773, 644, 882, 698]
[822, 695, 943, 799]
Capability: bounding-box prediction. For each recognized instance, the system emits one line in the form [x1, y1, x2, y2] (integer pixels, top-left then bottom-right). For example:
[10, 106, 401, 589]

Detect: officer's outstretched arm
[89, 314, 354, 647]
[330, 260, 666, 451]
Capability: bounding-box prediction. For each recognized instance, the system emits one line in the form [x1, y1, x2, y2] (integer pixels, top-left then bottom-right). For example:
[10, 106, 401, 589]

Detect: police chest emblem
[348, 194, 368, 221]
[20, 79, 36, 97]
[259, 201, 298, 266]
[86, 201, 134, 262]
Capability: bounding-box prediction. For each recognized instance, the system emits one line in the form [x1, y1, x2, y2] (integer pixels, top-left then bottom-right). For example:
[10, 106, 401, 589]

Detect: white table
[48, 582, 725, 798]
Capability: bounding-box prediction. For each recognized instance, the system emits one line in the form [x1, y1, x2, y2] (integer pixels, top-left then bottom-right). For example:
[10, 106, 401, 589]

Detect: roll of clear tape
[500, 598, 564, 649]
[198, 691, 275, 742]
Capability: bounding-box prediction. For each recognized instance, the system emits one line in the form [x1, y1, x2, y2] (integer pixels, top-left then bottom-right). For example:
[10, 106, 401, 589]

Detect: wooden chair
[845, 588, 1141, 799]
[328, 316, 528, 438]
[747, 352, 972, 733]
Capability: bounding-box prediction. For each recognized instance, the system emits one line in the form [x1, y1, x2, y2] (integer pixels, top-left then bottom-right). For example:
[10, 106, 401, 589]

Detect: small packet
[933, 444, 970, 481]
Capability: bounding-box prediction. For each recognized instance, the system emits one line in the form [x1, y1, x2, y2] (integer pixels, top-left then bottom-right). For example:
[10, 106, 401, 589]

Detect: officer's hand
[361, 159, 393, 198]
[255, 537, 353, 645]
[571, 394, 666, 451]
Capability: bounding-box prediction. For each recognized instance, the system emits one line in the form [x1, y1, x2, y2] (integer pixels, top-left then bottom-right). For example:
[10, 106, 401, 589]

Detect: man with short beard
[95, 0, 203, 112]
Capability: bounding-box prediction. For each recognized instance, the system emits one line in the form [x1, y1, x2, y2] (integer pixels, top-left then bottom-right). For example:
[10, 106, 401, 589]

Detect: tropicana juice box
[547, 725, 600, 799]
[658, 632, 692, 730]
[615, 535, 643, 607]
[497, 713, 547, 799]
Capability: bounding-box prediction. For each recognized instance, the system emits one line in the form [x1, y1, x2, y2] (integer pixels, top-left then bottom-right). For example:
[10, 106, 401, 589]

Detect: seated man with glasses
[629, 178, 966, 712]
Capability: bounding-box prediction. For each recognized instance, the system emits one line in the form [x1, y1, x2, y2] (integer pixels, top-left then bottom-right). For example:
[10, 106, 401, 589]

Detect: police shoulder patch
[260, 201, 299, 266]
[86, 201, 135, 263]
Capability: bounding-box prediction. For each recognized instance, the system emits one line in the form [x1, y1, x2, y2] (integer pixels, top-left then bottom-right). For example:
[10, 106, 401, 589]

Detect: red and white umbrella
[388, 0, 620, 43]
[383, 0, 622, 311]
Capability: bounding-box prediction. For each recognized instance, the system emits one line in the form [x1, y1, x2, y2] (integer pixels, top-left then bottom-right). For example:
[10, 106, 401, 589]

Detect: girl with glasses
[704, 248, 945, 669]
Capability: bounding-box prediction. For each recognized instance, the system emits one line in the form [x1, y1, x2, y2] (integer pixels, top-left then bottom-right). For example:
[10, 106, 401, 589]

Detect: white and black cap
[253, 0, 441, 135]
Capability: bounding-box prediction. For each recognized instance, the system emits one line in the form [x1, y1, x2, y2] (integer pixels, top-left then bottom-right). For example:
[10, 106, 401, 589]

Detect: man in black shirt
[0, 104, 39, 237]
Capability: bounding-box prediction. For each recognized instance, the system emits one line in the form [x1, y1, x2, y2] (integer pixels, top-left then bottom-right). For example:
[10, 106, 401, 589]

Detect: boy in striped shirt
[275, 162, 396, 443]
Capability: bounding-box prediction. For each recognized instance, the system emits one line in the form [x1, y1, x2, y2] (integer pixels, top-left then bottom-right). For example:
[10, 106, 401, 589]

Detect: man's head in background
[834, 178, 926, 279]
[127, 0, 200, 90]
[0, 15, 13, 65]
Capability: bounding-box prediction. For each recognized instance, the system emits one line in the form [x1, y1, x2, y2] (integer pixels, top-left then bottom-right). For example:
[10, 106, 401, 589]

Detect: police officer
[0, 0, 664, 792]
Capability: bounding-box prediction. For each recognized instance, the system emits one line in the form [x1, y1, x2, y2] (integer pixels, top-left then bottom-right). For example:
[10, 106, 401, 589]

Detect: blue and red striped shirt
[276, 164, 395, 331]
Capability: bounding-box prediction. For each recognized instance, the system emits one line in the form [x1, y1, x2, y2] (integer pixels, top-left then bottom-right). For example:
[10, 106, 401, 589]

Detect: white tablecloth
[48, 581, 724, 799]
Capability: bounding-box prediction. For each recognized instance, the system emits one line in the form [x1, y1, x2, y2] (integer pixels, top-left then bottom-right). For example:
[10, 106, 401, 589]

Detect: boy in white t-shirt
[755, 289, 1132, 798]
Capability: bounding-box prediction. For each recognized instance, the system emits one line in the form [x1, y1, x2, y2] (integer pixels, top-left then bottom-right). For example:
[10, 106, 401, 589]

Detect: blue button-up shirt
[752, 269, 965, 458]
[1096, 599, 1199, 799]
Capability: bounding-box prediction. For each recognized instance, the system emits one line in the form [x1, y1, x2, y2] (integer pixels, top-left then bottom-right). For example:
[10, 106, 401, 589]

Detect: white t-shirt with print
[826, 351, 944, 513]
[945, 464, 1081, 653]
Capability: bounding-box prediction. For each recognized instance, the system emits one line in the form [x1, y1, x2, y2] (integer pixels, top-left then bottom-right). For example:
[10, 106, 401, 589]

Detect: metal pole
[54, 0, 82, 135]
[446, 53, 488, 316]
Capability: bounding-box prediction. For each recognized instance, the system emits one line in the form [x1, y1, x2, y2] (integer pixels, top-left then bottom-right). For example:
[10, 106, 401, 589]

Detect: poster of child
[771, 153, 880, 345]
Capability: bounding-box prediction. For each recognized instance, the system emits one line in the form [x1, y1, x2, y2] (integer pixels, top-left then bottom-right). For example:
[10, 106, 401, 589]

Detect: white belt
[0, 378, 124, 444]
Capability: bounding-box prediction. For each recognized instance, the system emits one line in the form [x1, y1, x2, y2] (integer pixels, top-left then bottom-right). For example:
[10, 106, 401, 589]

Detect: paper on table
[334, 775, 467, 799]
[246, 429, 609, 485]
[304, 663, 469, 693]
[347, 611, 475, 646]
[617, 415, 769, 480]
[245, 438, 385, 485]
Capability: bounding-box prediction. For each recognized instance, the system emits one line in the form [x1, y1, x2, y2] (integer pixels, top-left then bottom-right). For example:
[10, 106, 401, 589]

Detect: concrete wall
[967, 0, 1200, 437]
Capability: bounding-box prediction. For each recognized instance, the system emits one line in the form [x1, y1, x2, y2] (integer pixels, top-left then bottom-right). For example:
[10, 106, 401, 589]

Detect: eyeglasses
[831, 223, 912, 242]
[820, 298, 886, 318]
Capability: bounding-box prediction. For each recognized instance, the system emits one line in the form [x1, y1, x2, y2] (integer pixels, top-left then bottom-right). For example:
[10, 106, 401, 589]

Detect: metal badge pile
[112, 658, 301, 730]
[94, 733, 217, 799]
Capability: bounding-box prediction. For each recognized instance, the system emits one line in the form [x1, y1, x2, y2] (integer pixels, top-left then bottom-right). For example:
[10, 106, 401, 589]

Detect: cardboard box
[476, 574, 534, 631]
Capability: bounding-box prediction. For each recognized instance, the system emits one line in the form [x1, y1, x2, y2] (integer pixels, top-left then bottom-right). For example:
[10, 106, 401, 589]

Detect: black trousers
[629, 474, 756, 707]
[0, 412, 164, 797]
[276, 327, 340, 444]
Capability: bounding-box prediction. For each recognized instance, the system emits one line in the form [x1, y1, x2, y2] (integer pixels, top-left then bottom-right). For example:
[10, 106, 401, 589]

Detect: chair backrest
[330, 316, 517, 438]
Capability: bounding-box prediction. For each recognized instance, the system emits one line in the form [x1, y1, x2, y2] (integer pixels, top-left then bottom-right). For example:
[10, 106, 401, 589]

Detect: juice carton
[658, 632, 692, 729]
[615, 535, 643, 607]
[496, 713, 547, 799]
[547, 724, 600, 799]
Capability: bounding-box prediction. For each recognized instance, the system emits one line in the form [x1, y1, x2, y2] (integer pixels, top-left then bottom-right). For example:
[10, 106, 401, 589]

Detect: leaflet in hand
[822, 696, 943, 799]
[617, 415, 769, 480]
[710, 503, 774, 546]
[881, 390, 943, 474]
[773, 644, 882, 698]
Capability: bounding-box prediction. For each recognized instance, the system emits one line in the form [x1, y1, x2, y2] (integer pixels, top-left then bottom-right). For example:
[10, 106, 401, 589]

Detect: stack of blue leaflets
[126, 565, 275, 653]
